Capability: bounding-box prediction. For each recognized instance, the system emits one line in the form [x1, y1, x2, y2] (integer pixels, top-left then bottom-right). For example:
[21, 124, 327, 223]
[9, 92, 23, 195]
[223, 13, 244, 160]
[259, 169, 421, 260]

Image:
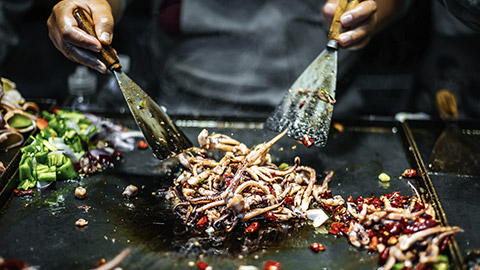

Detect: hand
[323, 0, 378, 49]
[47, 0, 115, 73]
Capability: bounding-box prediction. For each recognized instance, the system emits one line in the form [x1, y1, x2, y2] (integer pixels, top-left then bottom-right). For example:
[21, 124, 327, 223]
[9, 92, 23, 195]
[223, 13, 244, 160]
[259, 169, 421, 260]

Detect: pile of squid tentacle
[166, 129, 341, 232]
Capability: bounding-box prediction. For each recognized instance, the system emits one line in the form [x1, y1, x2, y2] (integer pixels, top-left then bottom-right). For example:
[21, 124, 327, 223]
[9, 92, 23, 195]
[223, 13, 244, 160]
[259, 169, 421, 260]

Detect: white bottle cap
[68, 66, 97, 95]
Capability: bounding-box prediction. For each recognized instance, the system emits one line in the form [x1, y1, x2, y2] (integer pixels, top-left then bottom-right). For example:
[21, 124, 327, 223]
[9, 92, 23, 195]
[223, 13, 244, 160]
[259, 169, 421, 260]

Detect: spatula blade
[114, 71, 193, 160]
[265, 47, 337, 147]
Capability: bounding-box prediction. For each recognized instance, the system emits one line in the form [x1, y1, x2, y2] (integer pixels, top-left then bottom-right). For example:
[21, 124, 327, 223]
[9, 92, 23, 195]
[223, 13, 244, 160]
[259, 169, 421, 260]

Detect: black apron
[148, 0, 359, 117]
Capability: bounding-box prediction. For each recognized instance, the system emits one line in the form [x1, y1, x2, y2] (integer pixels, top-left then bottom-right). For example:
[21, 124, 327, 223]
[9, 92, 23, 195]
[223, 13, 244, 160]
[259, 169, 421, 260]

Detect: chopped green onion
[278, 163, 289, 170]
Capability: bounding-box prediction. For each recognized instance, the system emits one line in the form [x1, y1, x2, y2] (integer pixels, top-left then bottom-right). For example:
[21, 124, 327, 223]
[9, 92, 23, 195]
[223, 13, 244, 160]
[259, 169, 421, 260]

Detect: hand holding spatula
[73, 8, 193, 160]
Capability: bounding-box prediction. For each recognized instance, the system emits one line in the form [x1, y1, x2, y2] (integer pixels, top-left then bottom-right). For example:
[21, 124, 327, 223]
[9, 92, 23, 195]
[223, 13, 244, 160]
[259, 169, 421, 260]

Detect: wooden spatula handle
[328, 0, 360, 42]
[73, 8, 122, 71]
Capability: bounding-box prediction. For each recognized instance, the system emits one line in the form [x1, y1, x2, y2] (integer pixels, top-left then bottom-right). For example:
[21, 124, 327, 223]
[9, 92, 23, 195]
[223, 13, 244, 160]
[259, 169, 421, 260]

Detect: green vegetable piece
[434, 262, 449, 270]
[138, 100, 145, 109]
[18, 157, 34, 189]
[34, 151, 49, 164]
[42, 140, 57, 152]
[35, 164, 56, 182]
[47, 154, 77, 180]
[21, 145, 36, 154]
[278, 163, 289, 170]
[437, 254, 449, 263]
[378, 172, 391, 182]
[7, 114, 33, 129]
[17, 179, 36, 190]
[39, 128, 56, 139]
[2, 78, 14, 92]
[38, 171, 56, 182]
[392, 263, 405, 270]
[42, 111, 54, 121]
[48, 153, 65, 167]
[57, 158, 77, 180]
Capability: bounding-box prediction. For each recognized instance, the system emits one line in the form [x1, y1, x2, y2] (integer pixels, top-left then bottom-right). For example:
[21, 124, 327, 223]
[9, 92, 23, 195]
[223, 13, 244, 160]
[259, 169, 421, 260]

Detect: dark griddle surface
[0, 121, 458, 269]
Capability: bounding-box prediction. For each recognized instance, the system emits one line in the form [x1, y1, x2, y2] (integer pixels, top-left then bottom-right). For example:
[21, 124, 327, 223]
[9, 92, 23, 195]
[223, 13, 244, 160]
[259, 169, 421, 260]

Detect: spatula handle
[73, 8, 122, 71]
[328, 0, 360, 42]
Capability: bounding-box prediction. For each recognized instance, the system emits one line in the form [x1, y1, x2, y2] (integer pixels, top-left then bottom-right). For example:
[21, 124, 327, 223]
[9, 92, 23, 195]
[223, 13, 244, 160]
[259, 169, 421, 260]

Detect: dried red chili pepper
[320, 190, 333, 199]
[95, 258, 106, 268]
[384, 222, 403, 235]
[378, 247, 390, 265]
[268, 186, 276, 196]
[308, 242, 326, 252]
[264, 260, 281, 270]
[354, 196, 364, 204]
[13, 189, 34, 197]
[413, 201, 425, 212]
[440, 237, 449, 252]
[35, 118, 48, 130]
[414, 263, 428, 270]
[265, 212, 278, 222]
[52, 107, 61, 115]
[402, 169, 417, 178]
[368, 236, 378, 251]
[224, 174, 234, 187]
[112, 151, 123, 159]
[369, 197, 383, 208]
[245, 221, 260, 233]
[301, 135, 314, 148]
[196, 216, 208, 227]
[298, 100, 306, 109]
[0, 259, 29, 269]
[137, 140, 148, 149]
[197, 261, 209, 270]
[329, 222, 344, 235]
[319, 202, 332, 213]
[340, 226, 350, 235]
[284, 197, 294, 205]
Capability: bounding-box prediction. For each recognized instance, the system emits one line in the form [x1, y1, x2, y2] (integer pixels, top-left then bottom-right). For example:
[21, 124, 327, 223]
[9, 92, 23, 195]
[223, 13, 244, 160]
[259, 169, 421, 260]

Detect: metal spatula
[265, 0, 358, 147]
[429, 89, 480, 175]
[73, 8, 192, 160]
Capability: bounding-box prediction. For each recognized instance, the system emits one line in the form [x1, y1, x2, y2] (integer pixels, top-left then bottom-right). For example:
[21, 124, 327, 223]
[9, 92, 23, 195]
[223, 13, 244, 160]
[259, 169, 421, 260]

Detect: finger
[322, 0, 338, 24]
[48, 4, 102, 52]
[88, 2, 114, 45]
[340, 0, 377, 27]
[338, 23, 372, 49]
[61, 41, 107, 73]
[63, 26, 103, 52]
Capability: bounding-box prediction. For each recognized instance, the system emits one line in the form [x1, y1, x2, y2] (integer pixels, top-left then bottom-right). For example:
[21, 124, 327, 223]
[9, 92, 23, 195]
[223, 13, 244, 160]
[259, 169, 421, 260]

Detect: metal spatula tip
[114, 71, 193, 160]
[266, 40, 337, 147]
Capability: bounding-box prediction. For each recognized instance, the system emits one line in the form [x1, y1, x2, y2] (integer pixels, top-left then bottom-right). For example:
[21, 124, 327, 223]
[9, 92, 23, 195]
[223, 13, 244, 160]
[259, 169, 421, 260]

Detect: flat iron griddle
[0, 118, 468, 269]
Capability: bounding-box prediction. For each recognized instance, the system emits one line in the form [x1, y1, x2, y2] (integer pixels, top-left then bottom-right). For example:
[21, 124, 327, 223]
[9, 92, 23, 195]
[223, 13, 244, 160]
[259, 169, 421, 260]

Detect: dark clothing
[148, 0, 361, 118]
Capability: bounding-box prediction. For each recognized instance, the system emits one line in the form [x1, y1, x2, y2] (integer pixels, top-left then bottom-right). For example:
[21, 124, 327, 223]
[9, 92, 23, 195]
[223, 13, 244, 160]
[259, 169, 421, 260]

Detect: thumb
[90, 2, 114, 45]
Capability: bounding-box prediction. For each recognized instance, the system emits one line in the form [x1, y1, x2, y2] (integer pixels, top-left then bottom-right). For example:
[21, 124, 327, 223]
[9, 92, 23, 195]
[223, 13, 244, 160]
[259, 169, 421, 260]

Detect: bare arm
[47, 0, 123, 73]
[323, 0, 407, 49]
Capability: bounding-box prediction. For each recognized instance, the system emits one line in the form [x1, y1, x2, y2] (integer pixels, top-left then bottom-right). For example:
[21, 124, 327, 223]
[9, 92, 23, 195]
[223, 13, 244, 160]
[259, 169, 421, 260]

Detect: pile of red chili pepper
[320, 189, 461, 270]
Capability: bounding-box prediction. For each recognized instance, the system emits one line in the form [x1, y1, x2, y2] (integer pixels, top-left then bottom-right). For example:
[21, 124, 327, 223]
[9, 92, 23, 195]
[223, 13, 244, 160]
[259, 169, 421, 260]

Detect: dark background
[0, 0, 478, 119]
